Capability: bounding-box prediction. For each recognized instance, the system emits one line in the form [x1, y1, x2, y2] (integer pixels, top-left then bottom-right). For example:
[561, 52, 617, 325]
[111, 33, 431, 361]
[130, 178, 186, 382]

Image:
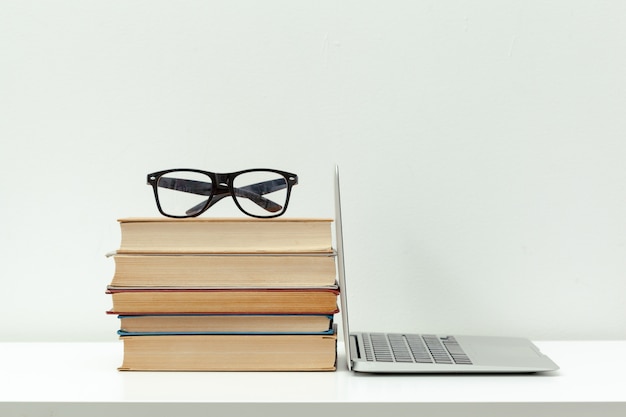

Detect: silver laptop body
[334, 166, 559, 373]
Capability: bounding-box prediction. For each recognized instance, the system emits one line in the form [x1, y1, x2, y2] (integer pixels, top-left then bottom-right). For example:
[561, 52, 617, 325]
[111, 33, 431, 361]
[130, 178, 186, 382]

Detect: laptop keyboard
[361, 333, 473, 365]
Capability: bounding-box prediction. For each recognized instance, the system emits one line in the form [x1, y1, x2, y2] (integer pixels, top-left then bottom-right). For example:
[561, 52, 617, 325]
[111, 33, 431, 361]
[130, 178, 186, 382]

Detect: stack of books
[106, 217, 339, 371]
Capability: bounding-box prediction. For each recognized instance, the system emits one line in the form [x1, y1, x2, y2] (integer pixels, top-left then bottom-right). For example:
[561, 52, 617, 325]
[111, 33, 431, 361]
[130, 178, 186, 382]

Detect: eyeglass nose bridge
[214, 173, 232, 189]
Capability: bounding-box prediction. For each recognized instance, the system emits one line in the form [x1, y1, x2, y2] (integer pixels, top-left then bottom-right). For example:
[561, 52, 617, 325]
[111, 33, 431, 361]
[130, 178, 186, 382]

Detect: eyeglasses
[147, 168, 298, 218]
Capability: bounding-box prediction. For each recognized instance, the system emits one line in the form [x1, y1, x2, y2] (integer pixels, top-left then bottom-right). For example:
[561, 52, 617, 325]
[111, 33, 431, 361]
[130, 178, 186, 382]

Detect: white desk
[1, 341, 624, 417]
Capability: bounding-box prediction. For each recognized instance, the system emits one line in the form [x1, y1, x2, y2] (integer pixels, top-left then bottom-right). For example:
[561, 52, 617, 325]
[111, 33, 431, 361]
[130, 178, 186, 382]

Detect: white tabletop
[1, 341, 625, 416]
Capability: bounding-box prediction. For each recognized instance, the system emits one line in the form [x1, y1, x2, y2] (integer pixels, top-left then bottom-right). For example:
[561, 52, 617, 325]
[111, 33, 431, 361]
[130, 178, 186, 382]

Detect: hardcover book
[109, 253, 337, 288]
[117, 314, 334, 334]
[119, 331, 338, 371]
[116, 217, 334, 254]
[107, 287, 340, 315]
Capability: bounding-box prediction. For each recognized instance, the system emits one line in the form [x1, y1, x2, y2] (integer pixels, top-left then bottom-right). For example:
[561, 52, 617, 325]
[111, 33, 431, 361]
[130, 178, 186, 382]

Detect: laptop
[334, 166, 559, 373]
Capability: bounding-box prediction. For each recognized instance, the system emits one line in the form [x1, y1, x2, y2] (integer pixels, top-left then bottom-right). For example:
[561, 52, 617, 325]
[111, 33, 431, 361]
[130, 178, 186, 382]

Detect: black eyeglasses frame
[147, 168, 299, 219]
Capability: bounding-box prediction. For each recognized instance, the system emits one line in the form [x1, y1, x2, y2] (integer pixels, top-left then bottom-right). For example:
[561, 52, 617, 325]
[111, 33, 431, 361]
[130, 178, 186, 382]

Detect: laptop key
[423, 335, 454, 364]
[369, 333, 394, 362]
[441, 336, 473, 365]
[388, 334, 414, 363]
[405, 334, 434, 363]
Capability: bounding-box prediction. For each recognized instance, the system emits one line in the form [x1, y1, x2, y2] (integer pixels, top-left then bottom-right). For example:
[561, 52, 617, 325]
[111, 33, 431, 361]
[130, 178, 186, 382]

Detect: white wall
[1, 0, 624, 341]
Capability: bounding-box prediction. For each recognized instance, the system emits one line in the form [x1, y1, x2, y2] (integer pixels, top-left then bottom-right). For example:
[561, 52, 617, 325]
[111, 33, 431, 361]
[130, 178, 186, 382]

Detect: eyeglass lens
[232, 170, 289, 217]
[156, 171, 213, 217]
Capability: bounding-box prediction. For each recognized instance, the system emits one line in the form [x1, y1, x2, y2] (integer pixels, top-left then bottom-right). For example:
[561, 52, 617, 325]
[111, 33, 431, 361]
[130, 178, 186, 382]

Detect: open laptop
[334, 166, 559, 373]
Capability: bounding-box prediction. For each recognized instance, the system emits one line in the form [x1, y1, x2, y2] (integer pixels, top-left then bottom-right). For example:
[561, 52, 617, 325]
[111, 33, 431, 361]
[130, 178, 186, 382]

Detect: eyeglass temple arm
[185, 179, 289, 216]
[156, 177, 213, 196]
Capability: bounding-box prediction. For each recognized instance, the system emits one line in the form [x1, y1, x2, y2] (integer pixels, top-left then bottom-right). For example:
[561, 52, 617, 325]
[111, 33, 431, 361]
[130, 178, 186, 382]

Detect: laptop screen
[334, 166, 353, 370]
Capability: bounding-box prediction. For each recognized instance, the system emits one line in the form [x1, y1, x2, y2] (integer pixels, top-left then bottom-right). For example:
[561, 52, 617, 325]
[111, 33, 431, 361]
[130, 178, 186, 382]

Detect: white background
[1, 0, 624, 342]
